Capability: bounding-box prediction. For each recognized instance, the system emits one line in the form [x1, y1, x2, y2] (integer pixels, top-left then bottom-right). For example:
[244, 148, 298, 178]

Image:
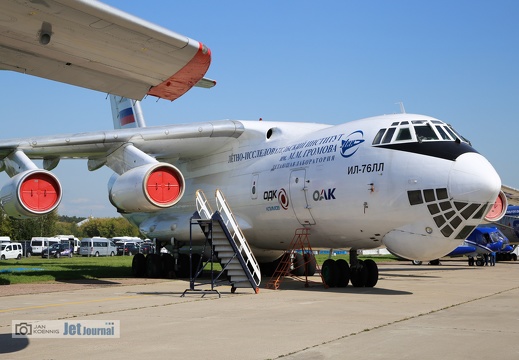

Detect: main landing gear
[321, 251, 379, 288]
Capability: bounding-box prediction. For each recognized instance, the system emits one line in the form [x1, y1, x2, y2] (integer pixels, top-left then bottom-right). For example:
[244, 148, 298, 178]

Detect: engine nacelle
[484, 190, 508, 222]
[108, 163, 185, 213]
[0, 170, 62, 218]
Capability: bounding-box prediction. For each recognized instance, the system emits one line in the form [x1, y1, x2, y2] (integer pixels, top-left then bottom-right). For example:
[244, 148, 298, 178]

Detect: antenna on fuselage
[395, 102, 406, 114]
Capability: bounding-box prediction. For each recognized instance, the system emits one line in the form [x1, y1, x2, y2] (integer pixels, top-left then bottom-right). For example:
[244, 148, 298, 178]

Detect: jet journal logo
[340, 130, 364, 158]
[12, 320, 120, 338]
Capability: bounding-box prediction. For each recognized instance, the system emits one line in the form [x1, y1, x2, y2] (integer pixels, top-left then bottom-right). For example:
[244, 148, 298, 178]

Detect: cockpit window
[435, 126, 452, 140]
[381, 128, 396, 144]
[396, 128, 412, 141]
[372, 119, 471, 147]
[415, 124, 439, 142]
[372, 128, 386, 145]
[446, 125, 470, 144]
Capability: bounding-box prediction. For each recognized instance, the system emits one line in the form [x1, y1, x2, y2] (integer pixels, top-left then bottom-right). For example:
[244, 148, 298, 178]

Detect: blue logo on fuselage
[340, 130, 364, 158]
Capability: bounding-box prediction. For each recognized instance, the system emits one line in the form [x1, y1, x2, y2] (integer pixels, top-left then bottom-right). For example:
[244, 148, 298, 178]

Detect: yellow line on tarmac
[0, 295, 144, 313]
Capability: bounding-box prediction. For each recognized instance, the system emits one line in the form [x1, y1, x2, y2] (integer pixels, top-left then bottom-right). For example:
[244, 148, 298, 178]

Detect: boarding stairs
[266, 228, 326, 290]
[187, 189, 261, 294]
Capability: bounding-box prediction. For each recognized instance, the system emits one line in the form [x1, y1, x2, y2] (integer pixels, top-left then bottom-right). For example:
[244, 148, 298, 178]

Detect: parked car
[139, 243, 155, 255]
[41, 243, 74, 258]
[0, 242, 22, 260]
[116, 243, 139, 256]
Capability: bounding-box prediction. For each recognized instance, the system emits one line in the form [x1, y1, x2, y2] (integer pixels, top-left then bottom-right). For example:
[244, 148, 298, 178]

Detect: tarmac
[0, 259, 518, 360]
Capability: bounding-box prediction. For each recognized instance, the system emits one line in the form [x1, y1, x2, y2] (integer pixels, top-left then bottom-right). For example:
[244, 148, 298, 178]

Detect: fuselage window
[415, 125, 439, 141]
[395, 128, 412, 141]
[381, 128, 396, 144]
[372, 128, 386, 145]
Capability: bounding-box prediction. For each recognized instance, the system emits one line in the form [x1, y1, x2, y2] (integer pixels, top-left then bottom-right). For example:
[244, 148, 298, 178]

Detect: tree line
[0, 208, 142, 240]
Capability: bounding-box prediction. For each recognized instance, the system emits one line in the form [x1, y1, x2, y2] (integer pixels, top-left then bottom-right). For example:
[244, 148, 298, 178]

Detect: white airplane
[0, 0, 508, 288]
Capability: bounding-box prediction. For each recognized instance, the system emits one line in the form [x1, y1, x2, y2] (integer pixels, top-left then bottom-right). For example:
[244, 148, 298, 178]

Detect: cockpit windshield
[372, 119, 471, 146]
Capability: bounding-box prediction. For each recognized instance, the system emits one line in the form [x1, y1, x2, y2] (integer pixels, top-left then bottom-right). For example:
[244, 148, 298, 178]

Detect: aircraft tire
[475, 258, 484, 266]
[350, 260, 368, 287]
[146, 253, 162, 278]
[335, 259, 350, 287]
[364, 259, 378, 287]
[161, 253, 175, 278]
[291, 253, 305, 276]
[512, 253, 518, 261]
[412, 260, 422, 265]
[468, 257, 475, 266]
[321, 259, 338, 287]
[304, 253, 317, 276]
[132, 253, 146, 277]
[176, 254, 190, 278]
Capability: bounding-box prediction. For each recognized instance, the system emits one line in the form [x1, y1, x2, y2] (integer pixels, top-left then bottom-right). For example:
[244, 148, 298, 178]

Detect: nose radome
[448, 153, 501, 204]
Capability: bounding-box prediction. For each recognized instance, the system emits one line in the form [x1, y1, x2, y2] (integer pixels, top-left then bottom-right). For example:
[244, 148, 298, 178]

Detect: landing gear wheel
[468, 257, 475, 266]
[321, 259, 338, 287]
[291, 253, 305, 276]
[335, 259, 350, 287]
[161, 253, 175, 278]
[350, 260, 368, 287]
[412, 260, 422, 265]
[176, 254, 190, 278]
[304, 253, 317, 276]
[146, 253, 162, 278]
[364, 259, 378, 287]
[476, 258, 484, 266]
[132, 253, 146, 277]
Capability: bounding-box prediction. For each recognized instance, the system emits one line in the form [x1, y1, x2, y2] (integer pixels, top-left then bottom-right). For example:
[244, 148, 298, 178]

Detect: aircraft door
[289, 169, 316, 225]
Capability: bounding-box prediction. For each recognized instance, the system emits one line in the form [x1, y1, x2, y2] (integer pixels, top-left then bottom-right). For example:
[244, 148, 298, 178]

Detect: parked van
[79, 237, 117, 257]
[55, 235, 80, 254]
[1, 242, 22, 260]
[30, 237, 61, 255]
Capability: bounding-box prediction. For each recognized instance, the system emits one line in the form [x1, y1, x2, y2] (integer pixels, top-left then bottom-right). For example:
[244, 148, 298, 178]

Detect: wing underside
[0, 0, 213, 101]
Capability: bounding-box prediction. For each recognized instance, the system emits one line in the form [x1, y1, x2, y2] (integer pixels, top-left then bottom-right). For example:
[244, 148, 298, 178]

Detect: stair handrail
[196, 189, 213, 220]
[215, 189, 261, 286]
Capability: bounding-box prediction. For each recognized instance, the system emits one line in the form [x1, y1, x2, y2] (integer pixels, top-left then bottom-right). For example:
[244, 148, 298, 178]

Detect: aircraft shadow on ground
[56, 278, 124, 286]
[0, 333, 29, 354]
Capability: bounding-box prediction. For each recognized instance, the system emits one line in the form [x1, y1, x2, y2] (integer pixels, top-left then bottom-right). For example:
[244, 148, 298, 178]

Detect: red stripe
[120, 114, 135, 126]
[147, 42, 211, 101]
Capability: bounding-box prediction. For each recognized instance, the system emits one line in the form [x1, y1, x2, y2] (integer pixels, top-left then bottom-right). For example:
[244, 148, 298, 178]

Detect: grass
[0, 255, 134, 285]
[0, 253, 399, 285]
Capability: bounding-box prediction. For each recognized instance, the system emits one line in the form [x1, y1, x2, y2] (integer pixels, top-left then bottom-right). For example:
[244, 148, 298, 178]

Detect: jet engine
[108, 163, 185, 213]
[0, 169, 62, 218]
[484, 190, 508, 222]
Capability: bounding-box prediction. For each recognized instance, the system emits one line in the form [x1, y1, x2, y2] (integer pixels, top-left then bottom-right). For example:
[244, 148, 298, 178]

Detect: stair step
[214, 245, 233, 252]
[227, 269, 246, 276]
[229, 275, 248, 282]
[217, 251, 235, 258]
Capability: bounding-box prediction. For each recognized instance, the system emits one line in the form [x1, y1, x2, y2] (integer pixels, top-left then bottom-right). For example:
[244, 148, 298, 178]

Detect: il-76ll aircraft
[0, 0, 508, 288]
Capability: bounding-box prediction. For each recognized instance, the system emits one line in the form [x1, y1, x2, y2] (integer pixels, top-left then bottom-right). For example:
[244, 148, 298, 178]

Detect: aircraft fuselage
[127, 113, 502, 262]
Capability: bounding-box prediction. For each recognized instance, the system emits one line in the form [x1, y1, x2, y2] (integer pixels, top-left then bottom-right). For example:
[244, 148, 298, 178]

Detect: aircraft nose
[448, 152, 501, 204]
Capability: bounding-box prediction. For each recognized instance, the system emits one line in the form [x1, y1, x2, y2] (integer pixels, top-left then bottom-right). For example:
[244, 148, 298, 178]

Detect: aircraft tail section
[110, 95, 146, 129]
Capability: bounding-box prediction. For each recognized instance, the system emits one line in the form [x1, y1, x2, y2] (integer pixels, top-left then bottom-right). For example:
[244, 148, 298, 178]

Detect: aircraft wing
[0, 0, 213, 101]
[502, 185, 519, 207]
[0, 120, 243, 174]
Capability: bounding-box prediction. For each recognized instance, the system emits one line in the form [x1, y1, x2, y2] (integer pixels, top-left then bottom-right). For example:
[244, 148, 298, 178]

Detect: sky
[1, 0, 518, 218]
